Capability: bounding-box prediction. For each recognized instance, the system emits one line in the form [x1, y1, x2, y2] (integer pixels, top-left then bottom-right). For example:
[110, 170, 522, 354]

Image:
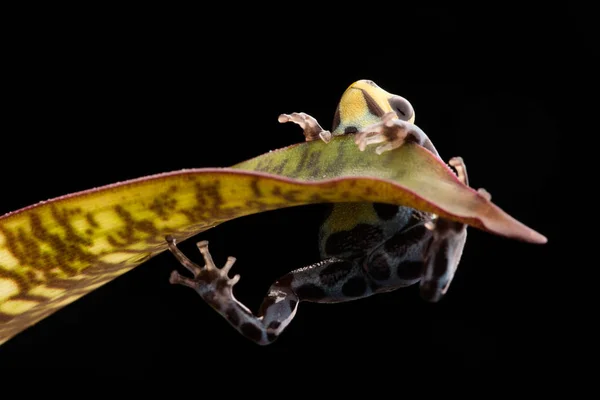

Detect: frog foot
[165, 235, 301, 345]
[447, 157, 491, 201]
[448, 157, 468, 185]
[278, 112, 332, 143]
[166, 235, 240, 297]
[354, 112, 425, 155]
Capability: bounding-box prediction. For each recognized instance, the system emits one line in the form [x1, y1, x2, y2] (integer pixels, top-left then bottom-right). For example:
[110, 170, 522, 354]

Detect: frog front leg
[354, 112, 439, 156]
[278, 112, 332, 143]
[420, 157, 492, 302]
[166, 236, 372, 345]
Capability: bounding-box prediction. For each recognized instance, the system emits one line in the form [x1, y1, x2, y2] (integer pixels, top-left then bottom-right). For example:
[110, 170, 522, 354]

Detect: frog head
[331, 79, 415, 136]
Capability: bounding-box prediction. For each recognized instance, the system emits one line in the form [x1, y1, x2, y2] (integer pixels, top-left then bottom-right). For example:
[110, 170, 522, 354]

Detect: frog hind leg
[419, 156, 491, 302]
[165, 236, 371, 345]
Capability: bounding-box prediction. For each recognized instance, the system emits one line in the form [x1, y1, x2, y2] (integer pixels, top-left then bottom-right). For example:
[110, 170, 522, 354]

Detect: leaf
[0, 135, 546, 345]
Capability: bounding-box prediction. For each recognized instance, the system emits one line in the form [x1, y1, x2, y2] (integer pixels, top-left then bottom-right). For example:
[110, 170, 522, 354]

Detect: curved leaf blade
[0, 135, 546, 345]
[233, 137, 546, 243]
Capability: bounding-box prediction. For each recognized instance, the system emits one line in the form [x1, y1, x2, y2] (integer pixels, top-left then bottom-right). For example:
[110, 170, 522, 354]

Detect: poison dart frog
[165, 80, 492, 345]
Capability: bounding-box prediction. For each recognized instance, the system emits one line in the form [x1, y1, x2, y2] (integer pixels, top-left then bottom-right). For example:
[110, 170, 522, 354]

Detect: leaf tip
[530, 230, 548, 244]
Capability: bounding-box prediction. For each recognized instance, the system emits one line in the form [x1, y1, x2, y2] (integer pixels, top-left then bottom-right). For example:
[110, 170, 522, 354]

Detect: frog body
[166, 80, 487, 345]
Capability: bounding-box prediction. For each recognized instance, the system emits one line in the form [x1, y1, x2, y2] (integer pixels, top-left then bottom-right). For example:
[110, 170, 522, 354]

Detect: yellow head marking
[332, 79, 415, 135]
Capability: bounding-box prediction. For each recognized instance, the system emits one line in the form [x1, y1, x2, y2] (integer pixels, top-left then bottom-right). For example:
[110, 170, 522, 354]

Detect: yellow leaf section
[0, 136, 546, 345]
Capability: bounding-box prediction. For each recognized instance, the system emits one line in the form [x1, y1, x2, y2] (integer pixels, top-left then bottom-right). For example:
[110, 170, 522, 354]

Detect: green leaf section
[0, 135, 546, 346]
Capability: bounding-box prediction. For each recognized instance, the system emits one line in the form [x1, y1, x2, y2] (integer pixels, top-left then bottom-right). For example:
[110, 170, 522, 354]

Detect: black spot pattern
[342, 277, 367, 297]
[240, 323, 263, 342]
[325, 223, 384, 257]
[397, 260, 424, 281]
[373, 203, 399, 220]
[319, 260, 354, 286]
[344, 126, 358, 134]
[384, 224, 429, 254]
[433, 242, 450, 276]
[268, 321, 281, 330]
[295, 284, 327, 301]
[367, 253, 391, 281]
[226, 307, 240, 326]
[267, 332, 278, 342]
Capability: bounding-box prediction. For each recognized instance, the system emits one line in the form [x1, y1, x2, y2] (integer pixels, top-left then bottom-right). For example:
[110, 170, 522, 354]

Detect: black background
[0, 5, 583, 381]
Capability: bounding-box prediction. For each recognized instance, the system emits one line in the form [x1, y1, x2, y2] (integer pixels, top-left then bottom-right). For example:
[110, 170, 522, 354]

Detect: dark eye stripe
[359, 89, 386, 117]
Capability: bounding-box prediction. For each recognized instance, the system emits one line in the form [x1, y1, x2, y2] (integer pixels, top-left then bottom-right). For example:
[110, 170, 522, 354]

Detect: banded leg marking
[166, 236, 372, 345]
[419, 156, 493, 302]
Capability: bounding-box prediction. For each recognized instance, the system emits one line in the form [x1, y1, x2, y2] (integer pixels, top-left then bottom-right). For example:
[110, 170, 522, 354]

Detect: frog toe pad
[278, 112, 332, 143]
[165, 236, 240, 300]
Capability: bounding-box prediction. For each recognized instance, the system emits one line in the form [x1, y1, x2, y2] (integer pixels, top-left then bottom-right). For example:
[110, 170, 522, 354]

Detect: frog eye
[388, 96, 414, 122]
